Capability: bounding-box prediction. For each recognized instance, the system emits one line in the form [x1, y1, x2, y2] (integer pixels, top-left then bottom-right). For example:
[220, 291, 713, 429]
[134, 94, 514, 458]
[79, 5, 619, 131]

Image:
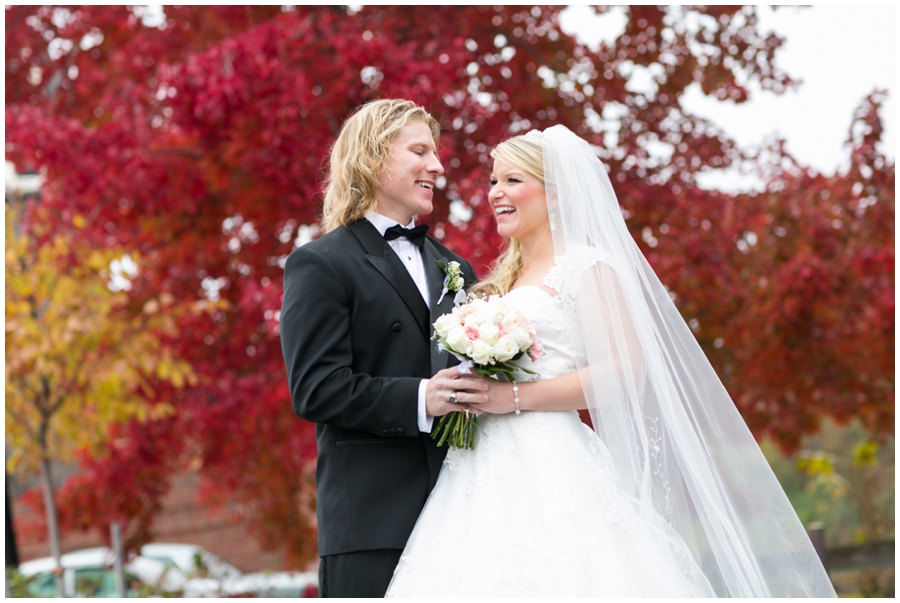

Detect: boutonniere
[436, 259, 467, 305]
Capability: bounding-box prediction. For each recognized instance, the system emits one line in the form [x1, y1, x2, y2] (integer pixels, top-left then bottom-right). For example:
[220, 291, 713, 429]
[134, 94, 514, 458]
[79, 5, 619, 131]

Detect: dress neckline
[506, 284, 558, 298]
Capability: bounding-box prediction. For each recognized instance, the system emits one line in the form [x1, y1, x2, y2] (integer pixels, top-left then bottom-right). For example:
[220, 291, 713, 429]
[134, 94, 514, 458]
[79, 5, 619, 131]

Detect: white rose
[511, 326, 531, 348]
[433, 313, 460, 338]
[489, 296, 511, 316]
[478, 322, 500, 345]
[493, 336, 520, 362]
[476, 303, 499, 323]
[445, 327, 468, 354]
[469, 340, 494, 365]
[468, 297, 488, 314]
[499, 312, 518, 331]
[463, 314, 481, 328]
[452, 305, 470, 322]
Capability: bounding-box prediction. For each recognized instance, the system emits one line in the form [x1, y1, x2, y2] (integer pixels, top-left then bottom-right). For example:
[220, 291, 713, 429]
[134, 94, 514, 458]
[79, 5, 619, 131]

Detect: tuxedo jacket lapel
[423, 239, 457, 374]
[349, 220, 430, 338]
[423, 241, 461, 323]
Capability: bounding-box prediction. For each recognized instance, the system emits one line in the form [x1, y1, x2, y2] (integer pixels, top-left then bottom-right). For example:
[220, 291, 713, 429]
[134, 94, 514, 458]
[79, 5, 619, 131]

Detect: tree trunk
[39, 456, 66, 597]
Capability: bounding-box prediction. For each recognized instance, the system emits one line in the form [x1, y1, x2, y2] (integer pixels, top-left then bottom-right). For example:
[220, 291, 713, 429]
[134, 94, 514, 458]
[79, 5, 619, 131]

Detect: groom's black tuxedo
[280, 218, 476, 563]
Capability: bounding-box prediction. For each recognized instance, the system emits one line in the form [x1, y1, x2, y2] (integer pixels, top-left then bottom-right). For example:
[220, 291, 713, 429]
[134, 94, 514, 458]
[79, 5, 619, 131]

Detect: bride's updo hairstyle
[322, 99, 441, 233]
[469, 132, 545, 297]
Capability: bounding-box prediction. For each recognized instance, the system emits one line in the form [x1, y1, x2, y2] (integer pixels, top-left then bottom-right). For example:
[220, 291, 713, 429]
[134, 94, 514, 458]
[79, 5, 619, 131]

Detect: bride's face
[488, 159, 549, 242]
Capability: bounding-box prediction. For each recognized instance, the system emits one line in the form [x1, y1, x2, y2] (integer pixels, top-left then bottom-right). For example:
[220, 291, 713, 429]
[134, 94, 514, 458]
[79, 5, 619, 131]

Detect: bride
[386, 126, 835, 597]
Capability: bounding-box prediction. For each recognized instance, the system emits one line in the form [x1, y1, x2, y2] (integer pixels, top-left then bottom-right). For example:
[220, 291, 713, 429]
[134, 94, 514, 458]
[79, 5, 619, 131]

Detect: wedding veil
[537, 125, 835, 597]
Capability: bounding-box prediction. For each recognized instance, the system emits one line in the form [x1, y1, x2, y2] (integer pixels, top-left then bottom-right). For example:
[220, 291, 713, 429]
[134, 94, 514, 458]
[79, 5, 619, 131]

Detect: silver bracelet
[513, 383, 521, 415]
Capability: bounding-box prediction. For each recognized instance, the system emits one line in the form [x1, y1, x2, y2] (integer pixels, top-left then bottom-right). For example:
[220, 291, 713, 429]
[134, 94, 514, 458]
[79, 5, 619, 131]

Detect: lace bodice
[502, 286, 580, 381]
[504, 245, 611, 381]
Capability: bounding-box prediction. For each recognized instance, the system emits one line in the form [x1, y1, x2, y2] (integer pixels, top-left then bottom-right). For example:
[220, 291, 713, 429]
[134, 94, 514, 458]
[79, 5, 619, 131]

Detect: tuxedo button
[396, 428, 404, 434]
[382, 429, 390, 435]
[392, 322, 402, 332]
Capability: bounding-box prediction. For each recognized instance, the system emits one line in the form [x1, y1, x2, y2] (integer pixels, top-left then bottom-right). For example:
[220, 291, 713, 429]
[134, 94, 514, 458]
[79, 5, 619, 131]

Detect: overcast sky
[560, 5, 895, 191]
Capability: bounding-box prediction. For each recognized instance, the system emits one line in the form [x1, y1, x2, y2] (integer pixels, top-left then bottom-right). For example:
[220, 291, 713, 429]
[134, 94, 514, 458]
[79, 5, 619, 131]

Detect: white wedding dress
[386, 254, 716, 598]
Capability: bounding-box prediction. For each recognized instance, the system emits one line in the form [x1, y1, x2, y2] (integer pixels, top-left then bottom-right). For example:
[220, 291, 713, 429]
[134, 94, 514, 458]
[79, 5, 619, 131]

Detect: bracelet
[513, 383, 521, 415]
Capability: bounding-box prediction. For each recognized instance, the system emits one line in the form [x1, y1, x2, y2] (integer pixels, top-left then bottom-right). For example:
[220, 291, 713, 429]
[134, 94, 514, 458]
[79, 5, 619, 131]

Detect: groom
[280, 99, 485, 597]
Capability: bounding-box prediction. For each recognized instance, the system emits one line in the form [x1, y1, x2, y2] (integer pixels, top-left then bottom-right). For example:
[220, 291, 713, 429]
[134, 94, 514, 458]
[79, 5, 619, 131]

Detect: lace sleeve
[542, 244, 613, 303]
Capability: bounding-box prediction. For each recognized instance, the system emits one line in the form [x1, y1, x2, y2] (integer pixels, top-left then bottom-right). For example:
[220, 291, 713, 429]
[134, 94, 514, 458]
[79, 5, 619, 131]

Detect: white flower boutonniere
[436, 260, 467, 305]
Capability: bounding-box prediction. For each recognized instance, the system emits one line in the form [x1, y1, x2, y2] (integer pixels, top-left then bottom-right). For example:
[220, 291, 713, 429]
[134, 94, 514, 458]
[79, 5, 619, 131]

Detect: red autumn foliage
[712, 92, 894, 450]
[6, 6, 892, 567]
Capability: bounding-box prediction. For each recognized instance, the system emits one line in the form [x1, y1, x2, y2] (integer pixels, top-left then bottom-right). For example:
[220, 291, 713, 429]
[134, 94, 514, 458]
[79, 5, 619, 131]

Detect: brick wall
[10, 469, 315, 573]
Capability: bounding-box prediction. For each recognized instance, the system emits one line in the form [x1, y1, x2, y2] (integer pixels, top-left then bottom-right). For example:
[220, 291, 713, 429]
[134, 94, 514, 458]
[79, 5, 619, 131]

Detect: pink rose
[515, 315, 536, 335]
[497, 323, 510, 337]
[464, 326, 480, 342]
[527, 339, 546, 362]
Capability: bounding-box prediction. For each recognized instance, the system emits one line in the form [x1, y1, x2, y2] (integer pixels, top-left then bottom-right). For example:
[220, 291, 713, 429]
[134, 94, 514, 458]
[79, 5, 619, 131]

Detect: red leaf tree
[6, 6, 892, 566]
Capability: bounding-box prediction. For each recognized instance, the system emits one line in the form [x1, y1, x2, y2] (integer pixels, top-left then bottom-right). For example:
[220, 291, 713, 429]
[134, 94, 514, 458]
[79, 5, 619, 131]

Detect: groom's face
[374, 120, 444, 224]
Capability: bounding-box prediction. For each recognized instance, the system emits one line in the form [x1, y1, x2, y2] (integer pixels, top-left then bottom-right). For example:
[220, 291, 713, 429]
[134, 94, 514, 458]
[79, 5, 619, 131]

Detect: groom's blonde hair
[322, 99, 441, 233]
[470, 134, 545, 298]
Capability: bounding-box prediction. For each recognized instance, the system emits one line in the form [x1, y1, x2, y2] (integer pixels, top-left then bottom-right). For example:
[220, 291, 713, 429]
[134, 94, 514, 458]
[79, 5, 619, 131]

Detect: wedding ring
[448, 392, 458, 404]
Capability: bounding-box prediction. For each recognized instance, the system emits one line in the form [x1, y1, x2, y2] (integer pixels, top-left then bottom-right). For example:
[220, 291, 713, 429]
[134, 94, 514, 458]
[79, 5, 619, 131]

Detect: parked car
[140, 542, 318, 598]
[17, 547, 183, 597]
[17, 543, 318, 598]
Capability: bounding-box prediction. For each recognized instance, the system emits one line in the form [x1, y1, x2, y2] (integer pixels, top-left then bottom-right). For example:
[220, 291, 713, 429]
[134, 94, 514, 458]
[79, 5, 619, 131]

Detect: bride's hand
[425, 367, 490, 417]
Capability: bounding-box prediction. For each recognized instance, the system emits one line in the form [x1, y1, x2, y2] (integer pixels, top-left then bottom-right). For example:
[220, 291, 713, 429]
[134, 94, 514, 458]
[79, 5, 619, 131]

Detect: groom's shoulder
[296, 225, 356, 255]
[427, 236, 464, 260]
[427, 236, 474, 269]
[284, 225, 358, 271]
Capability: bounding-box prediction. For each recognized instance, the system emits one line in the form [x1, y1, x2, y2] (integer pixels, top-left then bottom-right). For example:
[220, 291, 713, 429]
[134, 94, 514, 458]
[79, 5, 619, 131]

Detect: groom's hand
[425, 367, 490, 417]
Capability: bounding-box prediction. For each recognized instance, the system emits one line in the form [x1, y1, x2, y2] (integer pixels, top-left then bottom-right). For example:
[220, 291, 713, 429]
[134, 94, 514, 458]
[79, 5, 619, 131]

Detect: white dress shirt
[365, 212, 435, 433]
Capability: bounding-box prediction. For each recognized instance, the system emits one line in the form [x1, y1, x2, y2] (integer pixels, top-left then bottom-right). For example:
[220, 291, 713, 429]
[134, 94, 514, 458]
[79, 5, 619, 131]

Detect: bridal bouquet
[431, 294, 545, 450]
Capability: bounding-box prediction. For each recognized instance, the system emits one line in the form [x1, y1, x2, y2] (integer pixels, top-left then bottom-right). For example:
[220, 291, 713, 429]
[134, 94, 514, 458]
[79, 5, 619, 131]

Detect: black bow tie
[383, 223, 429, 249]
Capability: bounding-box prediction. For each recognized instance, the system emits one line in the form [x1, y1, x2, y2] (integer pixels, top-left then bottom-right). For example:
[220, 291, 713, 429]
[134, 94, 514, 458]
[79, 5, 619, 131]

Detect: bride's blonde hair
[469, 134, 545, 297]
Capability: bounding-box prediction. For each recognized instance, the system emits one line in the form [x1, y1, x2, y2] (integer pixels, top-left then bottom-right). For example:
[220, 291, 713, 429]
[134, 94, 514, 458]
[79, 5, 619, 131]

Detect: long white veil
[538, 125, 835, 597]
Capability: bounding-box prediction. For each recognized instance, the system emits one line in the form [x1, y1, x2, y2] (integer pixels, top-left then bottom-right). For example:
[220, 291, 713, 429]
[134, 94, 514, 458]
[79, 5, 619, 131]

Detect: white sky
[560, 5, 896, 191]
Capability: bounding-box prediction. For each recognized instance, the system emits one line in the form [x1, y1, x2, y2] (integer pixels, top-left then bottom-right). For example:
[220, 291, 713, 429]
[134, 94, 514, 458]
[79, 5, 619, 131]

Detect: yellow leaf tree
[5, 204, 194, 594]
